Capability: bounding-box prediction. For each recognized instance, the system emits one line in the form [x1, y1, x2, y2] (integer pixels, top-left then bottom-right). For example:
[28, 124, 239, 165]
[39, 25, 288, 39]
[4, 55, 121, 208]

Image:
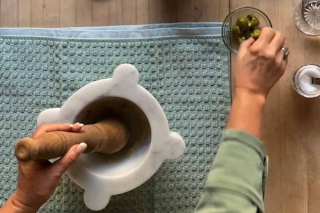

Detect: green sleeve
[195, 130, 268, 213]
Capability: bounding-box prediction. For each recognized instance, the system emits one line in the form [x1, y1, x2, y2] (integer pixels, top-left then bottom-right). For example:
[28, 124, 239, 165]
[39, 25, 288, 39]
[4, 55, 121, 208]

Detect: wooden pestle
[15, 119, 130, 162]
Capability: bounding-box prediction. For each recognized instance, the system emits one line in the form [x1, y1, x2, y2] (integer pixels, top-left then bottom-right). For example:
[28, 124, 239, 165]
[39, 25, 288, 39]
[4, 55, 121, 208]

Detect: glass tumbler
[292, 64, 320, 98]
[294, 0, 320, 35]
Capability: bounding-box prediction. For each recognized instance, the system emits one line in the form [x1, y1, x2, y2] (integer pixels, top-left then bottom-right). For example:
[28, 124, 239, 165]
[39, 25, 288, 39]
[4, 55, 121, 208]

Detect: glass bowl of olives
[222, 6, 272, 54]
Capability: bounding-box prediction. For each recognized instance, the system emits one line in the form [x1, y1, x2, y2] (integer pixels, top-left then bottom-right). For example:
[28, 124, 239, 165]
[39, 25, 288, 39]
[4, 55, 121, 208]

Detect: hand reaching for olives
[234, 27, 287, 98]
[232, 14, 261, 43]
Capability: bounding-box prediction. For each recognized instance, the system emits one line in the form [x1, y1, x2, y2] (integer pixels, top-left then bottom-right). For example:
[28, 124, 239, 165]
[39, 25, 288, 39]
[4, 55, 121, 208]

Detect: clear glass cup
[222, 6, 272, 54]
[292, 64, 320, 98]
[294, 0, 320, 35]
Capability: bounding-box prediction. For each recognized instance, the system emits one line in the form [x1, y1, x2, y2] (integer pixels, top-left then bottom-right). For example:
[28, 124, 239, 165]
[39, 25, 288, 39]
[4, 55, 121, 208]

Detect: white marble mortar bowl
[37, 64, 186, 211]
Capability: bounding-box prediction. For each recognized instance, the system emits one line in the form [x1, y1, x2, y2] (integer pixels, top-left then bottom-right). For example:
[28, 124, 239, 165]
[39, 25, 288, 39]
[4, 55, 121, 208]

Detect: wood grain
[0, 0, 231, 27]
[15, 119, 130, 161]
[30, 0, 43, 27]
[19, 0, 31, 27]
[149, 0, 157, 23]
[137, 0, 149, 24]
[156, 0, 177, 23]
[43, 0, 59, 27]
[177, 0, 194, 22]
[60, 0, 76, 27]
[194, 0, 206, 22]
[123, 0, 137, 25]
[207, 0, 229, 22]
[1, 0, 19, 27]
[93, 0, 108, 26]
[108, 0, 122, 25]
[76, 0, 93, 26]
[207, 1, 220, 22]
[218, 0, 229, 22]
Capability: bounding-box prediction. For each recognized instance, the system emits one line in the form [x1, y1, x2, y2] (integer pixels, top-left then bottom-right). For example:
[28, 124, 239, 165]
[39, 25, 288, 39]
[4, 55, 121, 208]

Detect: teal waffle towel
[0, 23, 230, 213]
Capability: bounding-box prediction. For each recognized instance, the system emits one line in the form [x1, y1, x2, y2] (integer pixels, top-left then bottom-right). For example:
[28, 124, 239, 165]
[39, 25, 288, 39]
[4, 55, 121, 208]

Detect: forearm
[195, 27, 285, 213]
[0, 194, 37, 213]
[195, 130, 267, 213]
[195, 89, 268, 213]
[227, 88, 266, 138]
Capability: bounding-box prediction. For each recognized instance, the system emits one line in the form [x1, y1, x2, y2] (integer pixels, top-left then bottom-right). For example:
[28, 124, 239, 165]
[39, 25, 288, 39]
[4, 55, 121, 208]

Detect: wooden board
[60, 0, 76, 27]
[76, 0, 92, 26]
[0, 0, 228, 28]
[43, 0, 59, 27]
[1, 0, 18, 27]
[30, 0, 43, 27]
[19, 0, 31, 27]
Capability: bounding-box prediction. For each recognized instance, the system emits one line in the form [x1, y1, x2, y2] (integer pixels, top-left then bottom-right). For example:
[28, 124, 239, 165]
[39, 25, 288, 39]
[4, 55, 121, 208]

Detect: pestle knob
[15, 119, 130, 162]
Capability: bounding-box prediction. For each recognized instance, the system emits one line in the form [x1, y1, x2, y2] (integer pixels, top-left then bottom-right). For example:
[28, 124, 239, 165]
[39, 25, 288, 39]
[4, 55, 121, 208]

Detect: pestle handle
[15, 119, 130, 162]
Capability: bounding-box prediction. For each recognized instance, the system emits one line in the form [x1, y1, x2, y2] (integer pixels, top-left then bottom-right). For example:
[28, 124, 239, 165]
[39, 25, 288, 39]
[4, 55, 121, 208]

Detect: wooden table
[0, 0, 318, 212]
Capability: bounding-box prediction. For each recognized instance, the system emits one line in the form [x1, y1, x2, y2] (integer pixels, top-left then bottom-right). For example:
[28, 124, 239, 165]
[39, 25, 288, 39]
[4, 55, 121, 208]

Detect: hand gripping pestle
[15, 119, 130, 162]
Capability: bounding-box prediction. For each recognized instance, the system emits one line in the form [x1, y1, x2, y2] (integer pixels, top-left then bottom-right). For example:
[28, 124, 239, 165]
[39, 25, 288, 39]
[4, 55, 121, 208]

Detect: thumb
[238, 37, 255, 57]
[51, 142, 87, 176]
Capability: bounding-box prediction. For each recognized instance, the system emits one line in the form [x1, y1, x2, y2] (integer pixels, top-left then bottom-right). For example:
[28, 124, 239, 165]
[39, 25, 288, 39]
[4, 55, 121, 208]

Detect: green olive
[236, 17, 249, 31]
[232, 26, 245, 43]
[247, 14, 260, 28]
[233, 14, 261, 43]
[232, 26, 241, 36]
[251, 29, 261, 39]
[244, 30, 252, 39]
[238, 36, 246, 43]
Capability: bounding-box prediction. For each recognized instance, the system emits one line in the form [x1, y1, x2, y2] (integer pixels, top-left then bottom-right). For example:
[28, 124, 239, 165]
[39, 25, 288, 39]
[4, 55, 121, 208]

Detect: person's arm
[0, 195, 35, 213]
[0, 193, 46, 213]
[195, 27, 287, 213]
[0, 123, 87, 213]
[227, 90, 265, 138]
[195, 93, 267, 213]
